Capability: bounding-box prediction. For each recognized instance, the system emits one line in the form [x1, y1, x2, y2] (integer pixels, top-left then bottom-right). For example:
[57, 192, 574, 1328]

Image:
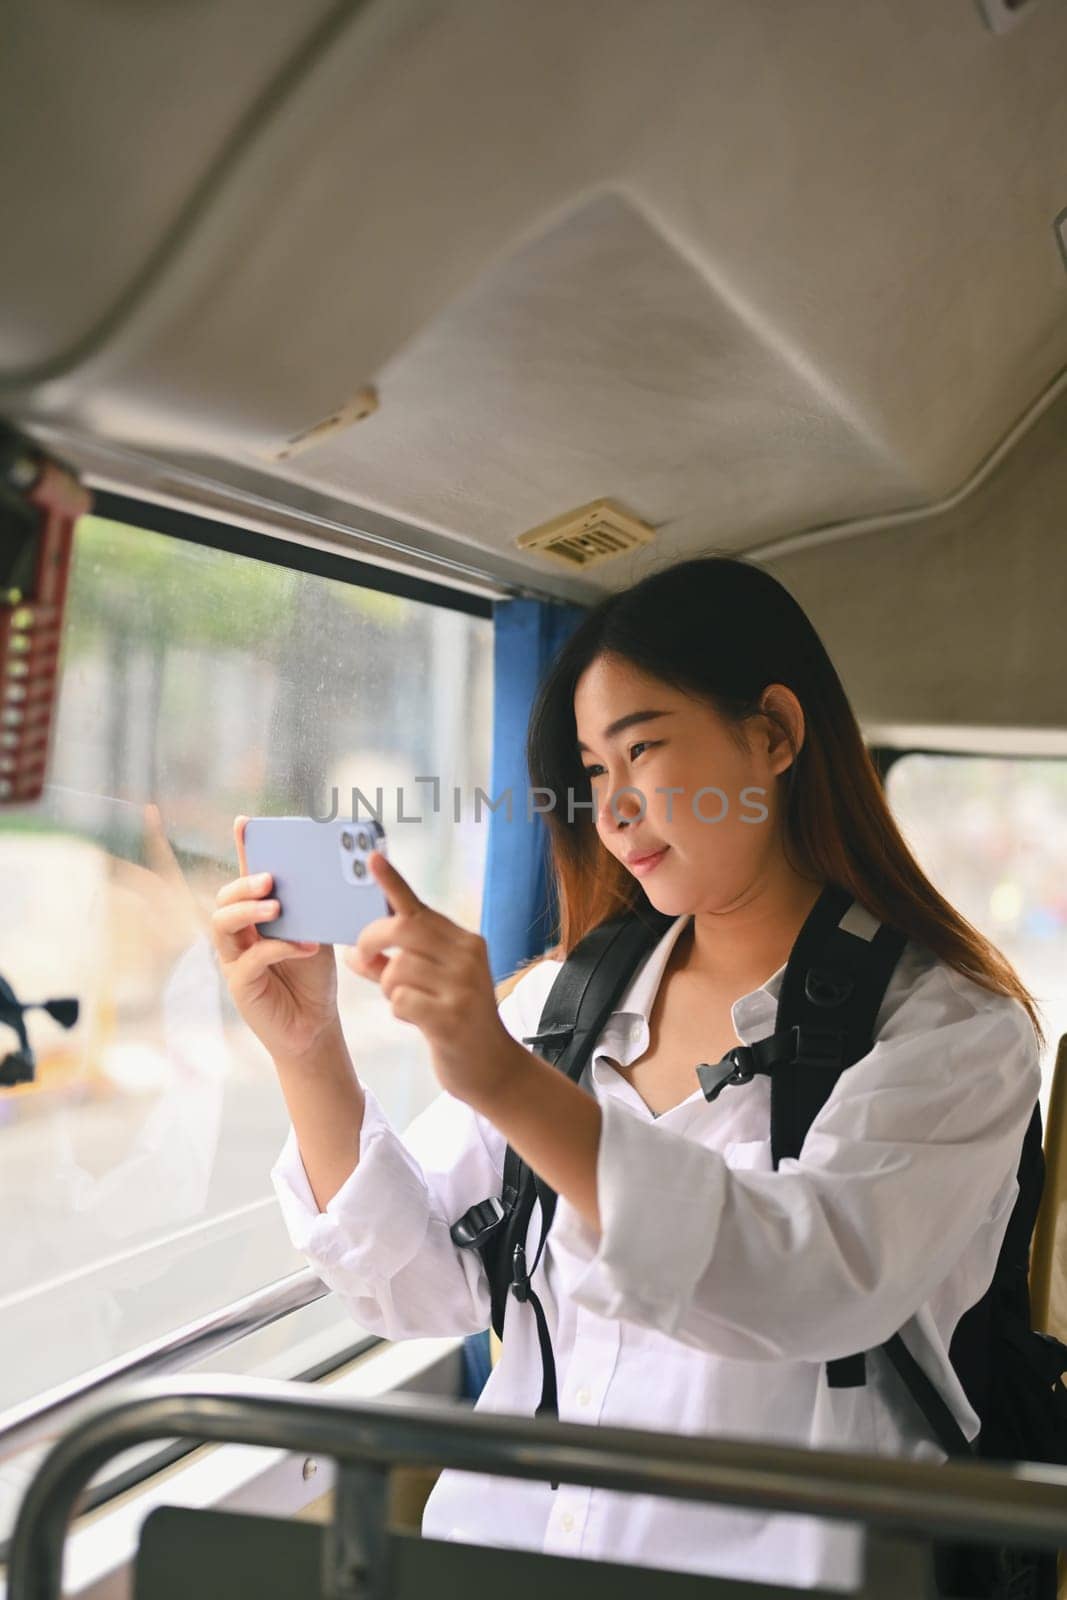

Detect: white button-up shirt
[271, 914, 1041, 1591]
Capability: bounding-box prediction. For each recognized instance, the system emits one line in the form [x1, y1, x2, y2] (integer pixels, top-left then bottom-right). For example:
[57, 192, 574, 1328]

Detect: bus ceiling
[0, 0, 1065, 738]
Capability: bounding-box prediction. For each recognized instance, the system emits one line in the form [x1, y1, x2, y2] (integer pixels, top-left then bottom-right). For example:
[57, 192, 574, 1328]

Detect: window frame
[90, 490, 494, 621]
[869, 743, 1066, 779]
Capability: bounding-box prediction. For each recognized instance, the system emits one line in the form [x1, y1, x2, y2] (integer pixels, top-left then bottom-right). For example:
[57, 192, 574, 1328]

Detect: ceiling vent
[515, 500, 655, 569]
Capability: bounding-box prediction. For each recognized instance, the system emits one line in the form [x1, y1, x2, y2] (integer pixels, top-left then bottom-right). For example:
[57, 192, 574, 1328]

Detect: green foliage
[0, 811, 69, 839]
[66, 516, 296, 655]
[331, 580, 407, 628]
[65, 515, 412, 659]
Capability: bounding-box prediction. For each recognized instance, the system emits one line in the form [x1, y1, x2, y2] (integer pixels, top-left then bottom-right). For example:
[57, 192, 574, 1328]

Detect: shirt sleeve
[549, 953, 1043, 1362]
[270, 964, 555, 1341]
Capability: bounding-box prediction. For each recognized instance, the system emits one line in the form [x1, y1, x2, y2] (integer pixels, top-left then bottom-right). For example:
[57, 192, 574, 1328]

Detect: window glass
[0, 515, 492, 1533]
[886, 754, 1067, 1110]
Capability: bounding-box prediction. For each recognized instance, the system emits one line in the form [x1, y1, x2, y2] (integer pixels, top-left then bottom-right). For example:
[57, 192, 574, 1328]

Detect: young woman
[210, 555, 1043, 1591]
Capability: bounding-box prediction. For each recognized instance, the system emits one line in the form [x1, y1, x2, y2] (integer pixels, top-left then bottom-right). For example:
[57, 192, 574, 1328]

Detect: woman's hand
[345, 853, 527, 1110]
[210, 815, 341, 1064]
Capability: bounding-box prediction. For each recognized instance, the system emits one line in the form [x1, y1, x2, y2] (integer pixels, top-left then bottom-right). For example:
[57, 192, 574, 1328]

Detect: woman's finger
[376, 948, 446, 1001]
[367, 851, 421, 917]
[234, 814, 250, 879]
[216, 872, 273, 909]
[354, 911, 448, 967]
[388, 984, 453, 1031]
[225, 935, 320, 984]
[346, 946, 387, 982]
[210, 899, 280, 964]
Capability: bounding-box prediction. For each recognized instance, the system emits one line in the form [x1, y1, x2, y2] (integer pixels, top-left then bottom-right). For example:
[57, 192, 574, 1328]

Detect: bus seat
[1031, 1034, 1067, 1339]
[133, 1502, 842, 1600]
[135, 1507, 320, 1599]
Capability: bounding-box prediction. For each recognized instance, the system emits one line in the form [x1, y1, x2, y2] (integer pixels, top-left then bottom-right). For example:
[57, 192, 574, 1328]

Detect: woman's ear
[758, 684, 804, 776]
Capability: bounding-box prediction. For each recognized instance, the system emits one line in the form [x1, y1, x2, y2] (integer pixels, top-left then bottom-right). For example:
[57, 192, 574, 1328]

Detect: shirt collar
[590, 913, 789, 1075]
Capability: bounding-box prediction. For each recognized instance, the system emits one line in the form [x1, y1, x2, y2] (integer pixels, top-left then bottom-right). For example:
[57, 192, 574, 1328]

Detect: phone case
[243, 816, 391, 946]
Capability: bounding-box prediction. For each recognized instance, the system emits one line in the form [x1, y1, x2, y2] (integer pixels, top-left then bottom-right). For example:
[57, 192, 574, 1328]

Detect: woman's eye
[581, 742, 656, 779]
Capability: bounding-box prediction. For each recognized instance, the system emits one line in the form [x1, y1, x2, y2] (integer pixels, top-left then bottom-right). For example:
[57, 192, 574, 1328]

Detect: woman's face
[572, 653, 801, 916]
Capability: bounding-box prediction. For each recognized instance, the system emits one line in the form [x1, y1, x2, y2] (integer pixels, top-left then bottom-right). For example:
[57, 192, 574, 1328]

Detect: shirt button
[576, 1386, 591, 1407]
[560, 1511, 576, 1532]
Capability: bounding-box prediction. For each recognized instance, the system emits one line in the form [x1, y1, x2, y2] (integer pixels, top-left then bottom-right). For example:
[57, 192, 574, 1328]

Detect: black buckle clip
[521, 1025, 575, 1055]
[697, 1046, 756, 1104]
[790, 1024, 845, 1068]
[511, 1242, 531, 1302]
[449, 1196, 507, 1250]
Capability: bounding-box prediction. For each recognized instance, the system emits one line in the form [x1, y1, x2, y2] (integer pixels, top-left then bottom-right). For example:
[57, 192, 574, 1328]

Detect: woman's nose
[597, 783, 644, 831]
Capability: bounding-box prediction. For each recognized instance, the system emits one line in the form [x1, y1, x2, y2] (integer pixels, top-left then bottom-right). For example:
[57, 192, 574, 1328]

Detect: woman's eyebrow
[577, 709, 671, 753]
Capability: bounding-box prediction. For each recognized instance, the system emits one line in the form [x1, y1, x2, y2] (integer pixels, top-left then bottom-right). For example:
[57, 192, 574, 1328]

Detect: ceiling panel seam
[744, 356, 1067, 563]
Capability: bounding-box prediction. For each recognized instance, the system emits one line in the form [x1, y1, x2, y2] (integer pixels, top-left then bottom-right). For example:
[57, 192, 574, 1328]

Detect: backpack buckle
[511, 1242, 531, 1303]
[697, 1046, 756, 1103]
[450, 1196, 508, 1250]
[790, 1025, 845, 1067]
[521, 1024, 575, 1056]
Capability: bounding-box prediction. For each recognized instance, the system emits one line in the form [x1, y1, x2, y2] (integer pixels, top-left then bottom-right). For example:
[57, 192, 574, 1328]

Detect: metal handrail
[0, 1268, 329, 1465]
[8, 1375, 1067, 1599]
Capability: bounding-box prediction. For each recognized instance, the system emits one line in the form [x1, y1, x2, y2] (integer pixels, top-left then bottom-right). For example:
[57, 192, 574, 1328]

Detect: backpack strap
[770, 884, 908, 1169]
[882, 1333, 973, 1458]
[450, 902, 675, 1414]
[697, 884, 909, 1389]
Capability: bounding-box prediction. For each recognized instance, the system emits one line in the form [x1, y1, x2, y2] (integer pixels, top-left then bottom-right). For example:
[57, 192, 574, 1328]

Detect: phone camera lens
[356, 830, 370, 851]
[341, 831, 353, 851]
[352, 858, 366, 879]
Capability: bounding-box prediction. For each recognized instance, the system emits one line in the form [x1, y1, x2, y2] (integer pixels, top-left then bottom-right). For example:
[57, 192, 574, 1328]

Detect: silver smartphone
[243, 816, 391, 946]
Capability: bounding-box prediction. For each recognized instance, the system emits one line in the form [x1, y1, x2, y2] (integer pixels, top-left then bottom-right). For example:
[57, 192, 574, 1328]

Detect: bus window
[0, 511, 492, 1536]
[885, 753, 1067, 1112]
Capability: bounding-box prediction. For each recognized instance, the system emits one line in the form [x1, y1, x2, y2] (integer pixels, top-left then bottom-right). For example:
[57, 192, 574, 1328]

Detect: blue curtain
[480, 595, 586, 982]
[461, 595, 585, 1398]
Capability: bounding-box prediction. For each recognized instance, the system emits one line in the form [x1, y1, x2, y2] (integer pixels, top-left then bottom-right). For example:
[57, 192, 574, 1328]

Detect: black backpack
[451, 882, 1067, 1599]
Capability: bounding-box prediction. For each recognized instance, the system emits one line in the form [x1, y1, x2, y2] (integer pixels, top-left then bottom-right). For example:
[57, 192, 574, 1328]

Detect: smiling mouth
[626, 846, 670, 873]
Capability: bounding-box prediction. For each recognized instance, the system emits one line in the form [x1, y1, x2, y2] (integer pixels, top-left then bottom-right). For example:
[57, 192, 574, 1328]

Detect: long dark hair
[511, 554, 1043, 1044]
